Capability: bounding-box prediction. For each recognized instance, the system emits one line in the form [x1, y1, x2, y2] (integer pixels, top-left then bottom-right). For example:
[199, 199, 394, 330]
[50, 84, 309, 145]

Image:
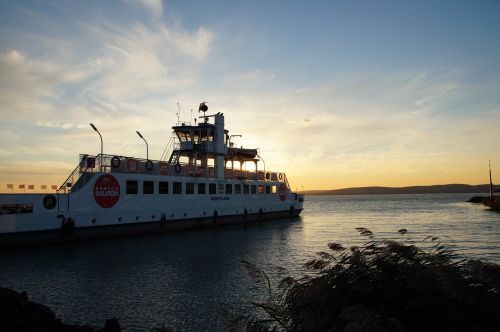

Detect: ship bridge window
[226, 184, 232, 194]
[126, 180, 138, 194]
[209, 183, 216, 194]
[258, 185, 264, 194]
[186, 183, 194, 194]
[173, 182, 183, 194]
[0, 204, 33, 214]
[143, 181, 154, 194]
[159, 181, 168, 194]
[198, 183, 206, 194]
[272, 185, 277, 194]
[235, 184, 241, 194]
[200, 128, 214, 142]
[177, 132, 189, 142]
[265, 185, 271, 194]
[251, 185, 257, 195]
[243, 184, 250, 194]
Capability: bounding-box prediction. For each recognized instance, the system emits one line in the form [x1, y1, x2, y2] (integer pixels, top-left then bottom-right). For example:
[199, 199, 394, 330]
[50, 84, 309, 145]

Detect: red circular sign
[279, 183, 288, 202]
[93, 174, 120, 208]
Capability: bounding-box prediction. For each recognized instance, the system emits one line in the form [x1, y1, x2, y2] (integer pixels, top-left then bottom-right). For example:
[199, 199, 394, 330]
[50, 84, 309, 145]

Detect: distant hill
[303, 184, 492, 195]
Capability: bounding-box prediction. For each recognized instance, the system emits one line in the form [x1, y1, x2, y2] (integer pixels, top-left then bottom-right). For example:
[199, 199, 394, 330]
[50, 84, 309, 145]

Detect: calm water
[1, 194, 499, 331]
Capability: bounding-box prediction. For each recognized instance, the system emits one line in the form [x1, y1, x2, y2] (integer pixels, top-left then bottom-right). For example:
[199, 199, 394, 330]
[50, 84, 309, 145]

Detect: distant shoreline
[303, 184, 496, 196]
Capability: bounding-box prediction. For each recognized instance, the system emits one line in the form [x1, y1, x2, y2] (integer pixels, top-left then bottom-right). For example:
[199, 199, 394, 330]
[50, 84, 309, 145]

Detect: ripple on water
[0, 193, 499, 331]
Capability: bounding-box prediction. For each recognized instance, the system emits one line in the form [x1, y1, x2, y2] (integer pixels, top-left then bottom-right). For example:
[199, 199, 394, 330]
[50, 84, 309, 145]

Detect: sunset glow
[1, 1, 499, 191]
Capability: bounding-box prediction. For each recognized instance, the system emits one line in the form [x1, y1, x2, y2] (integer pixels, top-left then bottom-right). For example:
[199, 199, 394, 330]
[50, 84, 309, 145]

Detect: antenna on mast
[176, 102, 180, 124]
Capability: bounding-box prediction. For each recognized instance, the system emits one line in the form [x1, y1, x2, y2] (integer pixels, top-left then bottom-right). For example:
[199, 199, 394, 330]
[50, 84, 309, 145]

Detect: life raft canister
[159, 162, 169, 175]
[127, 158, 138, 173]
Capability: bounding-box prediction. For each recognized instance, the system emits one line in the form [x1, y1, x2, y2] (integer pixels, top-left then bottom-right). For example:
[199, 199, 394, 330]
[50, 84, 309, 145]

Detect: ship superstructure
[0, 103, 304, 247]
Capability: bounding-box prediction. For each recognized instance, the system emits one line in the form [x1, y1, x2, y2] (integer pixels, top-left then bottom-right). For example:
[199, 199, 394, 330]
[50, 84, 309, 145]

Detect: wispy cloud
[0, 1, 499, 189]
[0, 1, 216, 185]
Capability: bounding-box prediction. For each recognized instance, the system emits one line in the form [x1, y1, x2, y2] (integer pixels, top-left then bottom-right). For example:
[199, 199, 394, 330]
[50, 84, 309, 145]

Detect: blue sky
[1, 0, 499, 190]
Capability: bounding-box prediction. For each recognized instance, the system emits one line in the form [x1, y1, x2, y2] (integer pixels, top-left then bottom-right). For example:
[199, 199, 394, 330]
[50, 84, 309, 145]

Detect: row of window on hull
[125, 180, 279, 195]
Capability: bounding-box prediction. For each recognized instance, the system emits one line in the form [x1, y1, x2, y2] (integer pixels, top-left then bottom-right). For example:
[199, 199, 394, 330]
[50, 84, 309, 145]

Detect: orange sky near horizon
[1, 1, 500, 193]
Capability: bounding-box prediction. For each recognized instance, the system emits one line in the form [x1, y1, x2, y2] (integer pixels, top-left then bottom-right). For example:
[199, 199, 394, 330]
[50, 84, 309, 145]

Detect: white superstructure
[0, 104, 304, 247]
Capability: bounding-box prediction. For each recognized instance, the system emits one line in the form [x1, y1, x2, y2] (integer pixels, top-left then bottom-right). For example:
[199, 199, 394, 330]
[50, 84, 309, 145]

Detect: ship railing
[160, 134, 177, 162]
[72, 153, 288, 182]
[57, 154, 99, 194]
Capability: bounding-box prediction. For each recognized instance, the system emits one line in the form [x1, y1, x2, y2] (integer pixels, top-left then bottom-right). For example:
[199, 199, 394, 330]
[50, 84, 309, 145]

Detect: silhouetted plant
[228, 228, 500, 332]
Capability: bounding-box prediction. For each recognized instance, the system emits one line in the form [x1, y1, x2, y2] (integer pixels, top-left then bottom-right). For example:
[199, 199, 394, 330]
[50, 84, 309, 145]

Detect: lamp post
[136, 131, 149, 161]
[90, 123, 103, 172]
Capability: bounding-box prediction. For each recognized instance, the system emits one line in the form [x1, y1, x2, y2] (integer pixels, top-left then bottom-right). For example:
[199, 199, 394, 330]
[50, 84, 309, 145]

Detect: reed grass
[227, 228, 500, 332]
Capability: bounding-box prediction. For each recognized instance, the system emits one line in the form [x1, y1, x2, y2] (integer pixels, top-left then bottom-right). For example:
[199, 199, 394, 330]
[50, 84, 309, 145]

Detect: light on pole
[90, 123, 103, 171]
[136, 131, 149, 160]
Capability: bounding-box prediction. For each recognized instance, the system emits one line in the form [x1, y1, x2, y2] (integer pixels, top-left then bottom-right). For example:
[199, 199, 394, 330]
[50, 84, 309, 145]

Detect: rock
[0, 287, 121, 332]
[97, 318, 121, 332]
[484, 197, 500, 211]
[467, 196, 486, 203]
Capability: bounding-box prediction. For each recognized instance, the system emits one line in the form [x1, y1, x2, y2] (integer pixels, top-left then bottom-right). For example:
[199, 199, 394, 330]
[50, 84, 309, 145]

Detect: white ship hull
[0, 107, 305, 247]
[0, 172, 304, 248]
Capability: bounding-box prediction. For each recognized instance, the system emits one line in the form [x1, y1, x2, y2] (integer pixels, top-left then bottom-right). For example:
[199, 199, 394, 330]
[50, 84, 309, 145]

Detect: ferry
[0, 103, 304, 248]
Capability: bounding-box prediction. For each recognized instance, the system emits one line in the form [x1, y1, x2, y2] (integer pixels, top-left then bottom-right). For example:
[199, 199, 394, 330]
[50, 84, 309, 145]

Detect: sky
[0, 0, 499, 191]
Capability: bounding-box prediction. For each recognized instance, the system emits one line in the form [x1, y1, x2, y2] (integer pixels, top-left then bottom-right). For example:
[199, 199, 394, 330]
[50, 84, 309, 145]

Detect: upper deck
[59, 153, 288, 194]
[58, 104, 290, 193]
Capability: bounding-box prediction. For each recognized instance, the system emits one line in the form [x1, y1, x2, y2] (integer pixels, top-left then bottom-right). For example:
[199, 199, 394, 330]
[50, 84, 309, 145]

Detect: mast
[489, 160, 494, 200]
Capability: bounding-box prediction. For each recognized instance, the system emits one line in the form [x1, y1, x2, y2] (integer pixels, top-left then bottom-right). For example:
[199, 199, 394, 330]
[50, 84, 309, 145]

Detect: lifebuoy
[145, 160, 154, 171]
[265, 172, 270, 180]
[42, 194, 57, 210]
[111, 156, 121, 168]
[278, 173, 283, 181]
[175, 163, 182, 173]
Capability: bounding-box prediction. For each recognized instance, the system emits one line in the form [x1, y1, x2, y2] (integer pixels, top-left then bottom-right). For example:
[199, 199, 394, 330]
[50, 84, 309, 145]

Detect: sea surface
[1, 193, 499, 331]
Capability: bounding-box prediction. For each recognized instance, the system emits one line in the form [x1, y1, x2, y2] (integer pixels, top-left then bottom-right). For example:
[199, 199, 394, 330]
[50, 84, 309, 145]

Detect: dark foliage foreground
[227, 228, 500, 332]
[0, 287, 120, 332]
